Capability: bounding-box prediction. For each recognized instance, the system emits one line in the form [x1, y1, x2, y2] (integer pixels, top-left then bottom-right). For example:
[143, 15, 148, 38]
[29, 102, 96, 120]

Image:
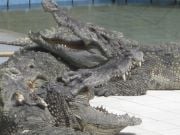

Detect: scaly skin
[0, 0, 144, 92]
[142, 43, 180, 90]
[0, 0, 179, 96]
[27, 0, 144, 96]
[0, 50, 141, 135]
[94, 43, 180, 96]
[0, 0, 179, 133]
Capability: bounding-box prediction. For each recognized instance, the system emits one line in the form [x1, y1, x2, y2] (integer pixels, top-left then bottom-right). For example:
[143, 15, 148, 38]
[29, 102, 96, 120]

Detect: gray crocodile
[0, 0, 179, 96]
[37, 0, 180, 96]
[0, 0, 144, 94]
[94, 43, 180, 96]
[0, 0, 179, 134]
[0, 50, 141, 135]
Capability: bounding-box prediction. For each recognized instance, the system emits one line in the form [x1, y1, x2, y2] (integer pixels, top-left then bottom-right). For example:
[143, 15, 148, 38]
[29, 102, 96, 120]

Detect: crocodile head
[29, 28, 110, 69]
[28, 0, 144, 69]
[41, 82, 142, 135]
[0, 80, 141, 135]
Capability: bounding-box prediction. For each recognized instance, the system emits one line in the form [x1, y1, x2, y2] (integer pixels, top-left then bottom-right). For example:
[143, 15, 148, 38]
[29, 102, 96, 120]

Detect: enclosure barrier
[0, 0, 179, 10]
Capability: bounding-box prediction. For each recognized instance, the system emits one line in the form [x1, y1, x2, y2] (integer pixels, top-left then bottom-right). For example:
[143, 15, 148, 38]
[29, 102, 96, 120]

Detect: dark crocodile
[0, 50, 141, 135]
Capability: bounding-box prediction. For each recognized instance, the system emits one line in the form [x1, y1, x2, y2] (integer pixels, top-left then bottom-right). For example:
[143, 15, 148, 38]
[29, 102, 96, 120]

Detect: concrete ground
[90, 90, 180, 135]
[0, 29, 24, 41]
[0, 29, 23, 63]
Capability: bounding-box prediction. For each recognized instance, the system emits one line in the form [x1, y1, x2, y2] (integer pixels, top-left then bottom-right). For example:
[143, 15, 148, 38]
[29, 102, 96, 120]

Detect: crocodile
[34, 0, 180, 96]
[0, 0, 179, 134]
[0, 0, 145, 95]
[0, 50, 141, 135]
[141, 43, 180, 90]
[92, 42, 180, 96]
[0, 0, 180, 97]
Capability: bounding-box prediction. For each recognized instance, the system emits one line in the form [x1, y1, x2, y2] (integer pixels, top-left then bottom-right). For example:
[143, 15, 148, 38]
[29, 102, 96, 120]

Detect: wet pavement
[0, 29, 23, 63]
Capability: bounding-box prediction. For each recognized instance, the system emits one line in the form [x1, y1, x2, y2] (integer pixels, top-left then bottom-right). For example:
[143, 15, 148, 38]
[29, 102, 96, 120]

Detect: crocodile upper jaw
[29, 31, 109, 68]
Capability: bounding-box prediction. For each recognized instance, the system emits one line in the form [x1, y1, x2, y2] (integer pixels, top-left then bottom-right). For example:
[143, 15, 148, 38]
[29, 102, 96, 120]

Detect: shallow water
[70, 5, 180, 44]
[1, 5, 180, 44]
[0, 5, 180, 63]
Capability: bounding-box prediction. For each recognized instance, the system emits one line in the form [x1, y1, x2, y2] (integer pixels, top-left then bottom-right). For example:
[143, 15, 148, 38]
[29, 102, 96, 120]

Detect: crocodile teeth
[95, 106, 109, 113]
[61, 44, 67, 48]
[138, 61, 142, 67]
[122, 74, 126, 81]
[125, 72, 128, 75]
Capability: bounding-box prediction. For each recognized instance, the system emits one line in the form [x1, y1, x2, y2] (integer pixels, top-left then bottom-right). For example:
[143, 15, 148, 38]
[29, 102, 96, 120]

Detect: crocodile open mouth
[69, 86, 142, 135]
[29, 30, 109, 68]
[94, 105, 109, 114]
[41, 36, 86, 50]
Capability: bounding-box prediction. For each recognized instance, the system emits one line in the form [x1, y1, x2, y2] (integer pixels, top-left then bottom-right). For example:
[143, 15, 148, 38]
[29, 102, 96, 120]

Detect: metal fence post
[175, 0, 177, 4]
[125, 0, 127, 4]
[29, 0, 31, 8]
[112, 0, 115, 4]
[72, 0, 74, 6]
[7, 0, 9, 10]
